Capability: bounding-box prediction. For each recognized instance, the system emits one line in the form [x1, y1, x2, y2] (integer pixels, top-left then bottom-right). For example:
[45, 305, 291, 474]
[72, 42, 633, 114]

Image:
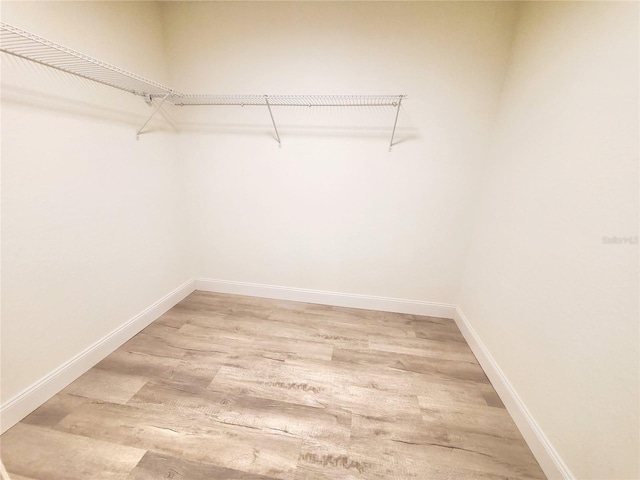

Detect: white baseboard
[0, 278, 196, 434]
[453, 306, 574, 480]
[194, 278, 456, 319]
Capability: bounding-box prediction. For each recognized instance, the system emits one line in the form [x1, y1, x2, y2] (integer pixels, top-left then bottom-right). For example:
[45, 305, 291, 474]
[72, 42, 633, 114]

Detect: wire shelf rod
[167, 94, 406, 108]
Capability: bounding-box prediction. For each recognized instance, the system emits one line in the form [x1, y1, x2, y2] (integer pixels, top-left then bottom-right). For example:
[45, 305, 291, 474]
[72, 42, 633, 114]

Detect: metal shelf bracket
[264, 95, 282, 148]
[389, 96, 403, 152]
[137, 92, 170, 140]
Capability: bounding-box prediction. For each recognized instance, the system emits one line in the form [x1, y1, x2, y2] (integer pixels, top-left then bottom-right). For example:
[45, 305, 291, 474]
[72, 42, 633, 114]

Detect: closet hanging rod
[167, 94, 406, 108]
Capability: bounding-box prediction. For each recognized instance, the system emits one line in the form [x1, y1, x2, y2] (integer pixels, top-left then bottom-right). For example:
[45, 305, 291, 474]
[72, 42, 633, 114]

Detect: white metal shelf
[0, 22, 406, 150]
[0, 22, 175, 98]
[168, 94, 403, 107]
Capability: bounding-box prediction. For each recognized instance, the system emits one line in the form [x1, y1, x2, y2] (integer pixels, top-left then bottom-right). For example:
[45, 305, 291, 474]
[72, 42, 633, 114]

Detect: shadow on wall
[1, 84, 177, 134]
[172, 122, 419, 143]
[169, 103, 420, 146]
[1, 55, 174, 134]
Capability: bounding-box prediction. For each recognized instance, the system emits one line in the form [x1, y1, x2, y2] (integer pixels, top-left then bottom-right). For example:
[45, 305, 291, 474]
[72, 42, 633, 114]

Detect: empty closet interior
[1, 2, 638, 480]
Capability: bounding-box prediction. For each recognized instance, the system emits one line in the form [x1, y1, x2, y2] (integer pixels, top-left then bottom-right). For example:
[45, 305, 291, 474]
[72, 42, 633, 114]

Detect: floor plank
[1, 423, 145, 479]
[331, 346, 489, 383]
[62, 368, 148, 404]
[128, 451, 282, 480]
[56, 401, 302, 479]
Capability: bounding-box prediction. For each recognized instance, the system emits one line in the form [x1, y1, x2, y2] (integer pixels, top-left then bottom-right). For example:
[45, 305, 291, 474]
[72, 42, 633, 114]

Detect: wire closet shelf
[0, 22, 406, 150]
[168, 94, 402, 107]
[0, 21, 174, 98]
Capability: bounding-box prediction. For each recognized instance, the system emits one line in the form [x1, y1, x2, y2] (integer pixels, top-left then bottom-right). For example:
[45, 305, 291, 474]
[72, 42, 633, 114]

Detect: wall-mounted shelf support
[137, 92, 170, 140]
[389, 96, 404, 152]
[264, 95, 282, 148]
[1, 22, 407, 150]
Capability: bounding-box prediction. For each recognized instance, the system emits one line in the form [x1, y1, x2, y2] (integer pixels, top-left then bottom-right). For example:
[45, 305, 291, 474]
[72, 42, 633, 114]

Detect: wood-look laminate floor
[1, 291, 546, 480]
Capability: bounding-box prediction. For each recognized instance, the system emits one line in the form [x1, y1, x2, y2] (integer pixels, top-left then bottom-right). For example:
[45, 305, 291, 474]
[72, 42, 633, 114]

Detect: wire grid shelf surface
[168, 94, 405, 107]
[0, 22, 174, 97]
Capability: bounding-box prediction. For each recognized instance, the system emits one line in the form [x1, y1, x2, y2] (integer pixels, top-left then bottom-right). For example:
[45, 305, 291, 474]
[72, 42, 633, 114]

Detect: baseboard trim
[194, 278, 455, 319]
[453, 306, 574, 480]
[0, 278, 196, 434]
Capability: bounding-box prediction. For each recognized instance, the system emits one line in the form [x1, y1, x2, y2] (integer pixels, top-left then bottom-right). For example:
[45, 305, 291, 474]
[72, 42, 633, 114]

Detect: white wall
[457, 2, 639, 479]
[1, 1, 191, 410]
[162, 1, 517, 304]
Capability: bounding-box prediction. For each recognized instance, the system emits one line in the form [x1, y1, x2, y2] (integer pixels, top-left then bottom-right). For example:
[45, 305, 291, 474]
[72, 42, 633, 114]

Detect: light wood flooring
[1, 291, 546, 479]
